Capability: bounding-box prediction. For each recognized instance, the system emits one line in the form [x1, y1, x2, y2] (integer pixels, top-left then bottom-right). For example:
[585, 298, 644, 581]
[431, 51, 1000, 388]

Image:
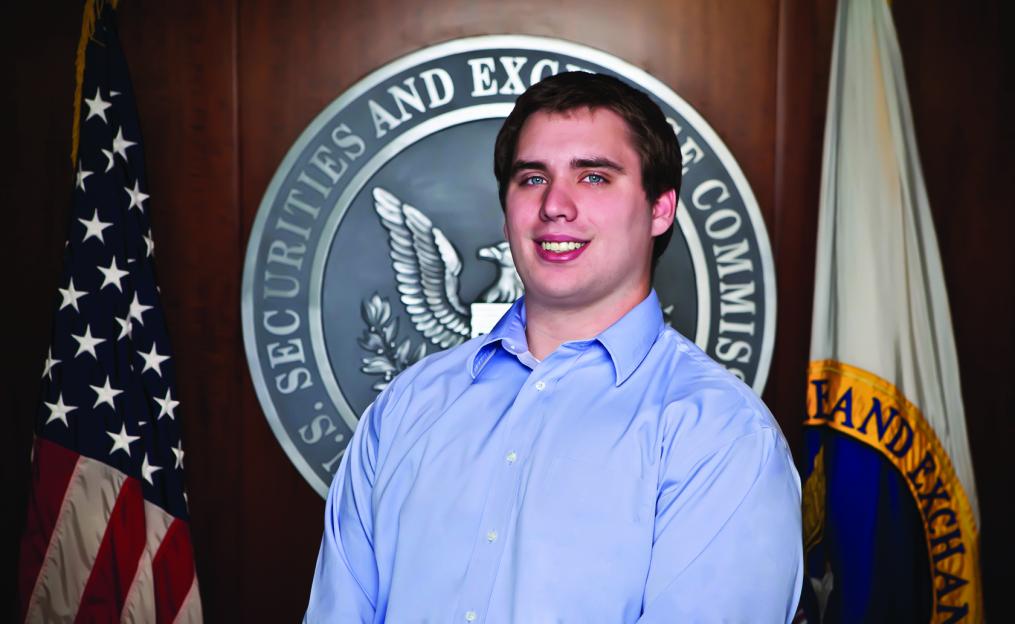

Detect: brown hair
[493, 72, 682, 267]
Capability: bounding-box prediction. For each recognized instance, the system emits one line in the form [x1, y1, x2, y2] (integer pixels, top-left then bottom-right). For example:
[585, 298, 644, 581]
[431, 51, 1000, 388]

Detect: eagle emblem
[358, 187, 523, 389]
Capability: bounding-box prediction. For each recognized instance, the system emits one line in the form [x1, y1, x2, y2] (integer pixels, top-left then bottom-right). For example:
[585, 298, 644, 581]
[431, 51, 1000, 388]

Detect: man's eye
[582, 173, 607, 184]
[522, 175, 547, 186]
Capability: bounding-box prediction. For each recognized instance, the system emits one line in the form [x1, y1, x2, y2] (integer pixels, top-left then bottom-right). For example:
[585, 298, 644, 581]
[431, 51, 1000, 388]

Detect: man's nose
[539, 181, 577, 222]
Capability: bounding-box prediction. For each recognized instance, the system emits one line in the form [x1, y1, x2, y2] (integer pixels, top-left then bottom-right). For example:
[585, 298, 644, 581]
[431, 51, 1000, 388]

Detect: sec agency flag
[17, 1, 202, 621]
[800, 0, 982, 622]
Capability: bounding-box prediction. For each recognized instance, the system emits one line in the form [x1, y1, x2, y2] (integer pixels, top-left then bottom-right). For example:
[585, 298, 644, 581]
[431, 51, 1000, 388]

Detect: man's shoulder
[651, 326, 782, 452]
[363, 335, 486, 444]
[380, 333, 487, 398]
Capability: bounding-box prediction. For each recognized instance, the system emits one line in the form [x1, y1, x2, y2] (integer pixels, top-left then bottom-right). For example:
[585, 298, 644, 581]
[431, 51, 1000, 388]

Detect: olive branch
[662, 304, 674, 326]
[358, 293, 428, 391]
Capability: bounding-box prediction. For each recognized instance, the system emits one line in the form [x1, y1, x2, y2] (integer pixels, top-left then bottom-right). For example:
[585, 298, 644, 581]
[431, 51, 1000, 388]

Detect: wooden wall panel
[2, 5, 82, 620]
[116, 4, 244, 621]
[769, 0, 837, 460]
[4, 0, 1010, 620]
[893, 0, 1014, 613]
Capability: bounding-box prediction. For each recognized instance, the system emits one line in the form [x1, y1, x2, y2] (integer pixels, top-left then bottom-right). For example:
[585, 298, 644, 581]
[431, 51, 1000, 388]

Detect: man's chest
[370, 370, 664, 612]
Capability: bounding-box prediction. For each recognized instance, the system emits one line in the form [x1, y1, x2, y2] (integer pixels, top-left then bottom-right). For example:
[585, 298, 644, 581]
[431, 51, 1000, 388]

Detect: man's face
[503, 107, 675, 315]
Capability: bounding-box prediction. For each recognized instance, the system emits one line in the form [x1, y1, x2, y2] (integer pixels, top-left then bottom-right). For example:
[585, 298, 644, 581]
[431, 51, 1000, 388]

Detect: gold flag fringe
[71, 0, 119, 167]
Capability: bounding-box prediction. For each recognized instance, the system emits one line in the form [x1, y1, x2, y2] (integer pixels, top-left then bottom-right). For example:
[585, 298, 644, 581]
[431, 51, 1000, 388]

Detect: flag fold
[801, 0, 982, 622]
[17, 1, 203, 622]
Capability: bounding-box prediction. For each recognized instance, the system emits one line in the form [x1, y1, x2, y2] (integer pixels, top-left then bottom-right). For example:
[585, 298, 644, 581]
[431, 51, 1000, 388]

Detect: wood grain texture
[4, 0, 1010, 620]
[114, 3, 246, 621]
[2, 6, 82, 620]
[893, 1, 1013, 615]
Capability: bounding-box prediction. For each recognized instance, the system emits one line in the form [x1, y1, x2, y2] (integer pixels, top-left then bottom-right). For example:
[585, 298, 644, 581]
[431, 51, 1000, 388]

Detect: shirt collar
[469, 290, 664, 385]
[470, 298, 528, 378]
[595, 290, 664, 386]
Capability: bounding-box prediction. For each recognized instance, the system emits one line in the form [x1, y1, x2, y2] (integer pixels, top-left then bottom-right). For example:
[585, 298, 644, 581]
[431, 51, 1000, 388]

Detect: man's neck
[524, 286, 650, 360]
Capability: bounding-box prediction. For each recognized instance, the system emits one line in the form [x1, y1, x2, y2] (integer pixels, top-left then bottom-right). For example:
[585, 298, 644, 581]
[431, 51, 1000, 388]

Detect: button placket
[455, 371, 543, 621]
[457, 353, 577, 621]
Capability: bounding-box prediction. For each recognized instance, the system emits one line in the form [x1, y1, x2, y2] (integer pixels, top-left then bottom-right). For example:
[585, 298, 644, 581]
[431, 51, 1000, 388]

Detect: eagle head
[477, 241, 524, 303]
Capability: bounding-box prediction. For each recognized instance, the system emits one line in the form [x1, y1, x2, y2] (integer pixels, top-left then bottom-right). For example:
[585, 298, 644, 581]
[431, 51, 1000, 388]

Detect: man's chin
[524, 283, 601, 311]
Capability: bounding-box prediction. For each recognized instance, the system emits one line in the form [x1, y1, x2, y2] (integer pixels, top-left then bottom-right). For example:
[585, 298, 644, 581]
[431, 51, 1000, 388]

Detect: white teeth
[540, 241, 585, 252]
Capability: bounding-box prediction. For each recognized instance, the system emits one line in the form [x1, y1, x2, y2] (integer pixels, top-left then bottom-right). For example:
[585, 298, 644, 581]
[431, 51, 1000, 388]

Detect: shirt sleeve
[304, 397, 384, 623]
[637, 425, 804, 623]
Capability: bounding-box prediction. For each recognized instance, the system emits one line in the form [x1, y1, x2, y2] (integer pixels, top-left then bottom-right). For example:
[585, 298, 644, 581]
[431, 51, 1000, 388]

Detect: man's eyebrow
[571, 157, 625, 172]
[511, 159, 547, 175]
[511, 157, 626, 175]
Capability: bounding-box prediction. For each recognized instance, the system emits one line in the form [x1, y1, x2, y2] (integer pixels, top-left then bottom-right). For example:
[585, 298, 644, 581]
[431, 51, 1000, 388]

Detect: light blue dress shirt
[306, 291, 803, 623]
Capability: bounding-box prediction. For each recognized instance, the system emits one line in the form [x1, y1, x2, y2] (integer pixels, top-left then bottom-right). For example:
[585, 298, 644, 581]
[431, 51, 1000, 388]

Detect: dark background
[4, 0, 1012, 620]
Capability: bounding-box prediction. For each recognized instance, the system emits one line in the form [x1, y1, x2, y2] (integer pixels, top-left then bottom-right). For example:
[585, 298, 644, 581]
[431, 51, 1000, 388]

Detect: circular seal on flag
[242, 36, 777, 496]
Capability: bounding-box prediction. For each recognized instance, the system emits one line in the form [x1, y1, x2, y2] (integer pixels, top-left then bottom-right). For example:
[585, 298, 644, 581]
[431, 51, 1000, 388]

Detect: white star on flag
[58, 277, 88, 312]
[72, 325, 106, 359]
[129, 292, 152, 325]
[79, 209, 113, 244]
[101, 148, 116, 173]
[171, 440, 185, 469]
[111, 126, 136, 160]
[84, 87, 112, 123]
[75, 161, 93, 192]
[155, 388, 180, 420]
[25, 6, 203, 620]
[139, 343, 169, 376]
[125, 180, 149, 212]
[107, 423, 140, 457]
[98, 257, 130, 292]
[41, 347, 60, 380]
[44, 393, 78, 427]
[115, 315, 133, 340]
[90, 375, 123, 409]
[141, 454, 162, 485]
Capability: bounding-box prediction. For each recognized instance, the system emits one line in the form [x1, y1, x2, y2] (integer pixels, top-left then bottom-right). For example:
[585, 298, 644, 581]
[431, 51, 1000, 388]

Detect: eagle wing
[373, 187, 470, 349]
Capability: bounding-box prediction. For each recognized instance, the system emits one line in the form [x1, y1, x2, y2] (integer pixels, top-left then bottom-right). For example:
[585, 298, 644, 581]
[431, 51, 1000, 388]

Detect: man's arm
[304, 398, 384, 623]
[637, 424, 803, 623]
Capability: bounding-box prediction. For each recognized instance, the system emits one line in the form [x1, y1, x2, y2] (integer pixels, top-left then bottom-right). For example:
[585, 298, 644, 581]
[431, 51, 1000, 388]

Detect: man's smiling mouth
[539, 240, 587, 252]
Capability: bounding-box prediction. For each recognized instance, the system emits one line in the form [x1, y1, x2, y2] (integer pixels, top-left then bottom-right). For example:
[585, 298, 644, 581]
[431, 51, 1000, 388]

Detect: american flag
[17, 2, 202, 621]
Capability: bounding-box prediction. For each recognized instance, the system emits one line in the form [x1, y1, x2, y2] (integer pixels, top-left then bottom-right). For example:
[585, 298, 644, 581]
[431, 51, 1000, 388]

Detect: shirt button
[505, 451, 517, 464]
[535, 380, 546, 391]
[465, 611, 477, 621]
[486, 530, 498, 542]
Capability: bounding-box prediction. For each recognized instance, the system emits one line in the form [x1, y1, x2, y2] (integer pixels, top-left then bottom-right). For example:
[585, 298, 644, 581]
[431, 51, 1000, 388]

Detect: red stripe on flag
[73, 477, 147, 623]
[18, 438, 81, 622]
[152, 519, 196, 624]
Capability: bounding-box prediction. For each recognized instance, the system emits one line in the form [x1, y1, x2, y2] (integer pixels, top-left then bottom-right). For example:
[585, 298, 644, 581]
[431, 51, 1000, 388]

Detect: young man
[305, 72, 802, 623]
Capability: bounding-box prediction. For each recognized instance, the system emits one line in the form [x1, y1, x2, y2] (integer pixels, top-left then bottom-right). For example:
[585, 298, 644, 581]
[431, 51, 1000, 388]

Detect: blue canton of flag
[18, 2, 202, 621]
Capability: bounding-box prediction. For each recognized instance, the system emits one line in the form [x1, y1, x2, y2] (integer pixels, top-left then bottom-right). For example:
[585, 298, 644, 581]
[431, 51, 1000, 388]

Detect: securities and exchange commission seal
[242, 36, 777, 496]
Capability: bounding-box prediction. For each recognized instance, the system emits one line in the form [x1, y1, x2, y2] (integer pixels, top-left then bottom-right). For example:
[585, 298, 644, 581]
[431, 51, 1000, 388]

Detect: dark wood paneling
[2, 5, 82, 620]
[116, 4, 244, 622]
[893, 1, 1014, 615]
[5, 0, 1011, 620]
[769, 0, 837, 457]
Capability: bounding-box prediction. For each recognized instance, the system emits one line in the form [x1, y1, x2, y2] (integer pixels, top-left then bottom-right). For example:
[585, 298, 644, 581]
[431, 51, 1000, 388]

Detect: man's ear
[650, 189, 677, 236]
